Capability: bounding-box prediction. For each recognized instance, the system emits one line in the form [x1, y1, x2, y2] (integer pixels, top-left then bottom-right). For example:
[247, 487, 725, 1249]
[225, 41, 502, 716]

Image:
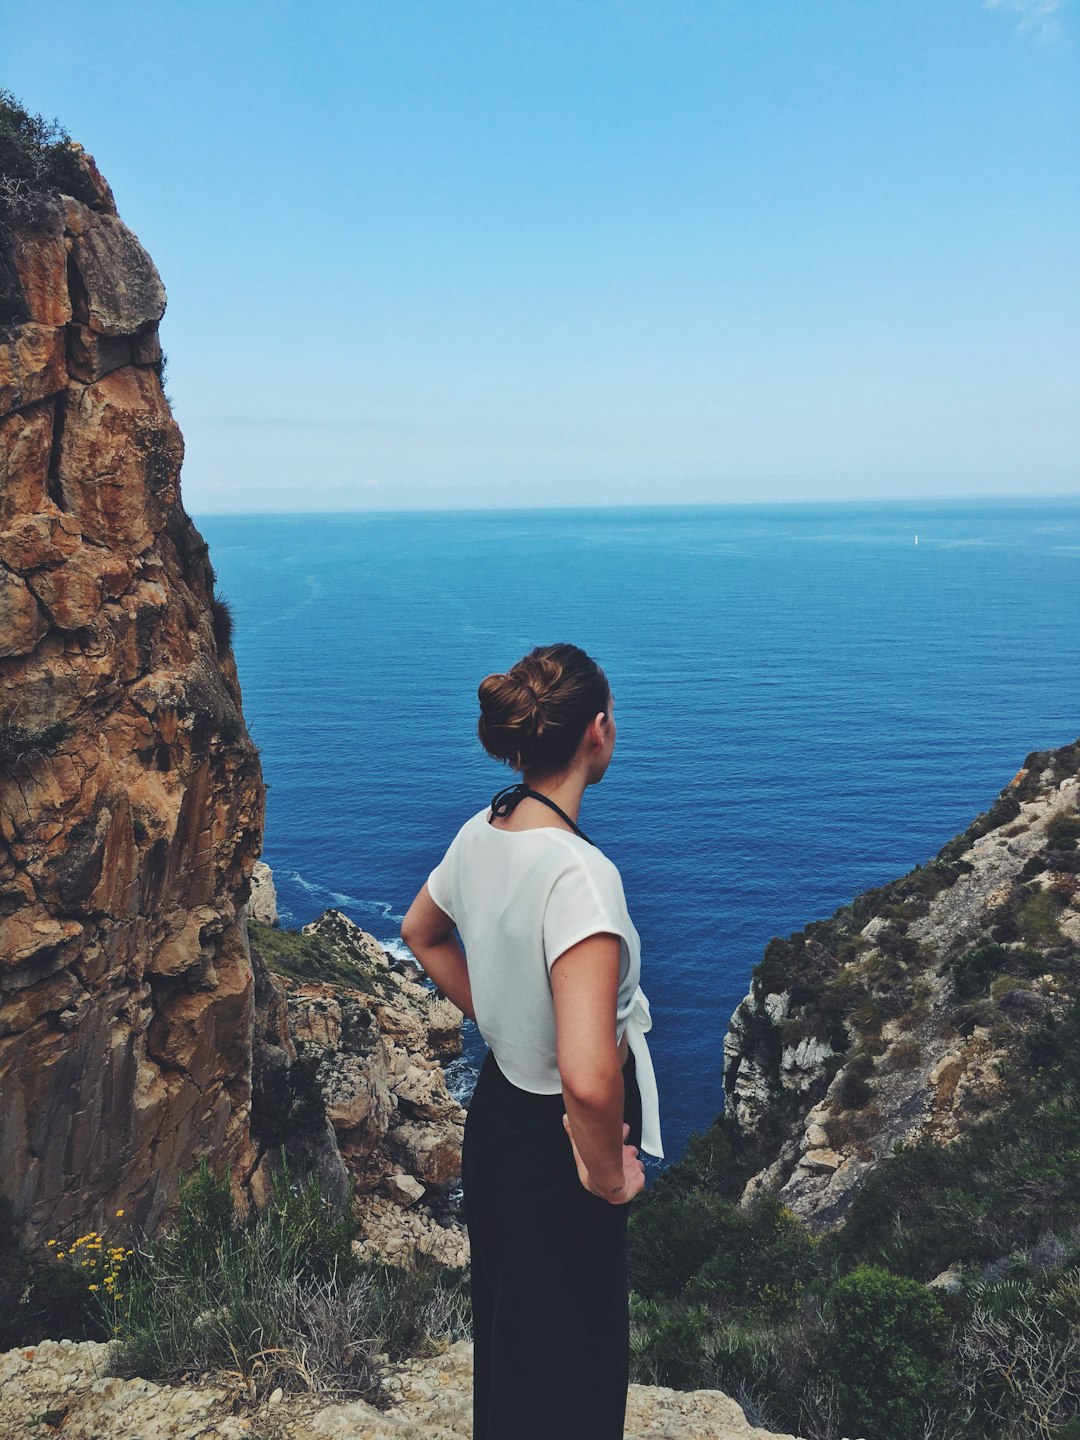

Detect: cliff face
[723, 739, 1080, 1230]
[0, 148, 265, 1241]
[246, 905, 469, 1267]
[0, 141, 471, 1267]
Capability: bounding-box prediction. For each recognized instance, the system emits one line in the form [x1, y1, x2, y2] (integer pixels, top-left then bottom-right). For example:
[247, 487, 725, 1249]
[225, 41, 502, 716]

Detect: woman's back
[426, 807, 641, 1095]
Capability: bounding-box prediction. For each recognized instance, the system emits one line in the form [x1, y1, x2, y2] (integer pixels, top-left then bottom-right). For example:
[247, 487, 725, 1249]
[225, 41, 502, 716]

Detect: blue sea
[196, 499, 1080, 1168]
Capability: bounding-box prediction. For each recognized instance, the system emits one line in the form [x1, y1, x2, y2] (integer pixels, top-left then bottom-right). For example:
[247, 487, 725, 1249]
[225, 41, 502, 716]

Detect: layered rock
[0, 149, 265, 1243]
[723, 739, 1080, 1228]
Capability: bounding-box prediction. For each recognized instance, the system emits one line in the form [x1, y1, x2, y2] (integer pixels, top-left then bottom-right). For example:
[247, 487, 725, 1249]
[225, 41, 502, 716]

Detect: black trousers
[461, 1045, 644, 1440]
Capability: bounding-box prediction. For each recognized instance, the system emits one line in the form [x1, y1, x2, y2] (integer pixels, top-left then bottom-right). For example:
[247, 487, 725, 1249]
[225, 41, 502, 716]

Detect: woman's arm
[400, 884, 476, 1021]
[551, 932, 645, 1203]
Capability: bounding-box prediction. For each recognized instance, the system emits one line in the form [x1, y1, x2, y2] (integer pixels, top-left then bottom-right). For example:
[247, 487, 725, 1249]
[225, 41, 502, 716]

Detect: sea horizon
[192, 491, 1080, 519]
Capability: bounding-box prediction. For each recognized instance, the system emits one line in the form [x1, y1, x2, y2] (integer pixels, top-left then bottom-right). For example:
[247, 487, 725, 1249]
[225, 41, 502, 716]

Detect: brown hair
[477, 643, 610, 777]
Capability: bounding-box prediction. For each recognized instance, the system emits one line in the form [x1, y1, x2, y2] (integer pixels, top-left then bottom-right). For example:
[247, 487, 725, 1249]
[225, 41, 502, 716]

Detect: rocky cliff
[0, 139, 266, 1244]
[247, 902, 469, 1267]
[722, 738, 1080, 1229]
[0, 129, 471, 1268]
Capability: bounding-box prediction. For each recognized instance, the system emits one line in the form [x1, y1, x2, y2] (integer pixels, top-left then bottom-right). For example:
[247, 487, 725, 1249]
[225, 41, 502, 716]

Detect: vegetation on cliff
[1, 1154, 468, 1407]
[628, 738, 1080, 1439]
[0, 89, 99, 215]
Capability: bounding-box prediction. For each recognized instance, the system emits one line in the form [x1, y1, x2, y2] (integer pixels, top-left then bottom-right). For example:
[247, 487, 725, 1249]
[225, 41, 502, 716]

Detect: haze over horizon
[4, 0, 1078, 513]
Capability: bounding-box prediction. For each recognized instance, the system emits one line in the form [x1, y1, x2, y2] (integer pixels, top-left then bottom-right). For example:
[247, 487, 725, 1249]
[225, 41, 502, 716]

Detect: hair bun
[476, 644, 609, 776]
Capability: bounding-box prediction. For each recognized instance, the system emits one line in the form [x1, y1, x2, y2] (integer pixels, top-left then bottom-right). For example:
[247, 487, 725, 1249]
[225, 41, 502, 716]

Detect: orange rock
[7, 197, 72, 327]
[56, 367, 183, 552]
[0, 170, 266, 1253]
[66, 325, 132, 384]
[0, 399, 54, 527]
[0, 323, 66, 417]
[0, 514, 82, 573]
[0, 568, 47, 657]
[28, 551, 106, 630]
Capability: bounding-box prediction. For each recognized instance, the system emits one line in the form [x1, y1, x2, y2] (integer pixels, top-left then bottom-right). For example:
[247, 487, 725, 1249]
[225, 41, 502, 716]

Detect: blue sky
[5, 0, 1078, 511]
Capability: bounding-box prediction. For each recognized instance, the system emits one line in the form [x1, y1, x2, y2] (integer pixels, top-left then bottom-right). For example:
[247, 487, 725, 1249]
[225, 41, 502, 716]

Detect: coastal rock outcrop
[0, 145, 265, 1244]
[723, 739, 1080, 1228]
[248, 904, 469, 1267]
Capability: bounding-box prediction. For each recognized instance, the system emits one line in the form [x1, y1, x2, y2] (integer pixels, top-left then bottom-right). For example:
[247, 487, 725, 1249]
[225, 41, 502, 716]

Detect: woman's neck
[520, 769, 587, 825]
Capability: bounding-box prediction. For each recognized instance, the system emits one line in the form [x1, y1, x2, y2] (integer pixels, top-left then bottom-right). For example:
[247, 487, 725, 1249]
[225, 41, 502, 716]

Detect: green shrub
[883, 1037, 922, 1071]
[990, 974, 1033, 1003]
[628, 1295, 712, 1388]
[955, 1266, 1080, 1439]
[641, 1114, 751, 1203]
[991, 884, 1067, 947]
[735, 1003, 783, 1072]
[827, 1265, 951, 1440]
[210, 591, 234, 655]
[219, 712, 243, 744]
[249, 918, 400, 998]
[832, 1000, 1080, 1281]
[0, 89, 98, 213]
[0, 1192, 133, 1348]
[825, 1106, 883, 1152]
[1045, 810, 1080, 850]
[952, 941, 1012, 999]
[683, 1194, 816, 1319]
[952, 940, 1046, 1000]
[831, 1051, 875, 1112]
[627, 1189, 734, 1300]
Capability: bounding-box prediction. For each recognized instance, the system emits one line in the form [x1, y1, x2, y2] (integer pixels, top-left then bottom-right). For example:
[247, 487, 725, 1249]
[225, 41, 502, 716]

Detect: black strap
[489, 781, 594, 846]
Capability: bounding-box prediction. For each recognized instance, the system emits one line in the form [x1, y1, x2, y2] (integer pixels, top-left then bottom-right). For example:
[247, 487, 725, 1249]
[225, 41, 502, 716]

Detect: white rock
[247, 860, 279, 925]
[763, 991, 791, 1024]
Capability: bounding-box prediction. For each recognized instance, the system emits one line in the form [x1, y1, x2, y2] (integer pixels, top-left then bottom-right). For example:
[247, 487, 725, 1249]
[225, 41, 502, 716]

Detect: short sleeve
[426, 850, 456, 921]
[542, 855, 631, 973]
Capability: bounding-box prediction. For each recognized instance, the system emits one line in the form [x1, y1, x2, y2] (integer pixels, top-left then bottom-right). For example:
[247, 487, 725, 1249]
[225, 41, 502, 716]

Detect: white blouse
[426, 806, 664, 1157]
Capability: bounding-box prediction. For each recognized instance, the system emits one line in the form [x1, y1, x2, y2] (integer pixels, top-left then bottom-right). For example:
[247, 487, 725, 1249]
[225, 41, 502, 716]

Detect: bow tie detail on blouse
[623, 986, 664, 1159]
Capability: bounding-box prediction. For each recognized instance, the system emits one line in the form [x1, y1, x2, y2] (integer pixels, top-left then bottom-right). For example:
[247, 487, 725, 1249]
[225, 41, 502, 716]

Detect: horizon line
[189, 490, 1080, 520]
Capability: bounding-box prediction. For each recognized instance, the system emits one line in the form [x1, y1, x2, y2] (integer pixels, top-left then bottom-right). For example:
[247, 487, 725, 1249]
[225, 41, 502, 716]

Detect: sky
[4, 0, 1079, 512]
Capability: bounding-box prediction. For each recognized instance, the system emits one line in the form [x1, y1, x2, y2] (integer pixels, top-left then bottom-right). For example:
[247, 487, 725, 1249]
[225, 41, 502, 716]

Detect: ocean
[195, 499, 1080, 1168]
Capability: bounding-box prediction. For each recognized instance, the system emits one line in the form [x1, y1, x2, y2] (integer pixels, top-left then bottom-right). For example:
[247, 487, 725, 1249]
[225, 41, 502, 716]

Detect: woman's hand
[562, 1114, 645, 1205]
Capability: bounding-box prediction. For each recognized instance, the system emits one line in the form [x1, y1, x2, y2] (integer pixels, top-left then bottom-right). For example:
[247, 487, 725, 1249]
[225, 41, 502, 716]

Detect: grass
[249, 917, 402, 1000]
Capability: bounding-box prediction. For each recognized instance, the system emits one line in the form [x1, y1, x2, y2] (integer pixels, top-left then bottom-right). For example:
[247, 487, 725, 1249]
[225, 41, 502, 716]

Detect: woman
[401, 641, 664, 1440]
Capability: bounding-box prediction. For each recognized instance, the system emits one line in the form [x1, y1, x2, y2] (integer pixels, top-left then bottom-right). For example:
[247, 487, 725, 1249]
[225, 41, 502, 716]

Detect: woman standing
[401, 642, 664, 1440]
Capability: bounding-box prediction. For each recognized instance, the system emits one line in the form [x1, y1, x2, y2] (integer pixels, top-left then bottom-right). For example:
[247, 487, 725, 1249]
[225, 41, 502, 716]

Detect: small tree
[827, 1264, 951, 1440]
